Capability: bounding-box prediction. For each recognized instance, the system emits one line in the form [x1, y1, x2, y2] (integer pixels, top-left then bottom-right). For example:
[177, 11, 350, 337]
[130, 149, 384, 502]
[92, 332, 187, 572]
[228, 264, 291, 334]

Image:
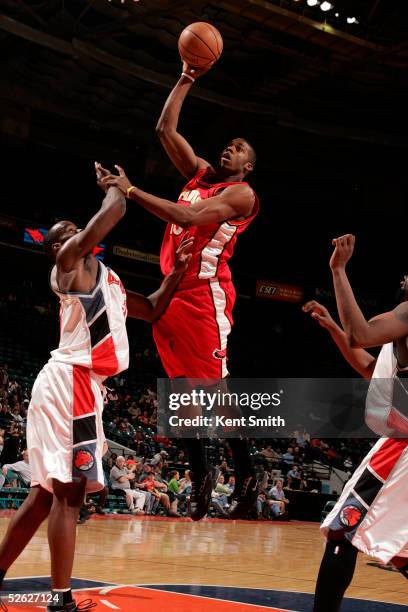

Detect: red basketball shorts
[153, 279, 236, 378]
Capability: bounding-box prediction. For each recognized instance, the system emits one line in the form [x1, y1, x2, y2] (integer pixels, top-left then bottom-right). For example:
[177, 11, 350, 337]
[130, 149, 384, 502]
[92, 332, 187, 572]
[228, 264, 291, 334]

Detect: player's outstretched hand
[174, 234, 194, 272]
[101, 165, 133, 196]
[95, 162, 111, 192]
[302, 300, 336, 331]
[182, 60, 214, 80]
[329, 234, 355, 271]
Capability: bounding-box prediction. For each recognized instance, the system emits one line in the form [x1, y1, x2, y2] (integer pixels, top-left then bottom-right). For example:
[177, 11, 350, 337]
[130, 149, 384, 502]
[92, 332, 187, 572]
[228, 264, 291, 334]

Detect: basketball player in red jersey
[304, 234, 408, 611]
[100, 62, 260, 520]
[0, 167, 192, 612]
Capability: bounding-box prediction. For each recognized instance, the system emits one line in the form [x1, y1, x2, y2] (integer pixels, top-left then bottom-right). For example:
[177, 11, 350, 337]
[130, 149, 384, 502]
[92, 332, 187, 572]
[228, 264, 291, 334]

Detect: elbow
[155, 121, 174, 141]
[348, 332, 365, 349]
[156, 121, 168, 138]
[178, 210, 194, 228]
[155, 120, 164, 135]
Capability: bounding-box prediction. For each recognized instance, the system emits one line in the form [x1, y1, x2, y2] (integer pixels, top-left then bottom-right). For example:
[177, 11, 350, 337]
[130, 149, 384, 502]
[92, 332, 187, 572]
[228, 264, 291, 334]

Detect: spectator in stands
[0, 403, 13, 424]
[140, 472, 177, 516]
[0, 449, 31, 488]
[211, 474, 233, 518]
[11, 407, 24, 424]
[267, 479, 289, 520]
[110, 456, 146, 515]
[126, 455, 136, 469]
[292, 446, 304, 464]
[133, 429, 149, 456]
[292, 428, 310, 447]
[176, 449, 187, 464]
[258, 444, 279, 468]
[139, 411, 150, 426]
[153, 450, 168, 465]
[281, 447, 295, 473]
[167, 470, 184, 515]
[0, 423, 24, 464]
[287, 465, 301, 490]
[218, 459, 229, 476]
[179, 469, 192, 496]
[0, 364, 9, 390]
[343, 456, 353, 471]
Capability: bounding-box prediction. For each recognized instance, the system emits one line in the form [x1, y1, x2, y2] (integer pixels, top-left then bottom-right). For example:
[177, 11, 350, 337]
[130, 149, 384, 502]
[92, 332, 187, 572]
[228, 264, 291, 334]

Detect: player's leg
[47, 477, 86, 609]
[313, 533, 358, 612]
[228, 437, 258, 519]
[0, 485, 53, 585]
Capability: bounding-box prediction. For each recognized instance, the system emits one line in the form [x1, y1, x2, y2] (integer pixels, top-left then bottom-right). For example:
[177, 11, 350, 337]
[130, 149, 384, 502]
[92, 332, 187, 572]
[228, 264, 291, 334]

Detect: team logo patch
[339, 505, 363, 528]
[213, 348, 227, 360]
[74, 449, 94, 471]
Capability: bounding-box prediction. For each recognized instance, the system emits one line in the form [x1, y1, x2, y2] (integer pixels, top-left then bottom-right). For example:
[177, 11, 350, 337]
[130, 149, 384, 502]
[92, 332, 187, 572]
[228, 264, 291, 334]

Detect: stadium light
[307, 0, 319, 6]
[320, 2, 333, 11]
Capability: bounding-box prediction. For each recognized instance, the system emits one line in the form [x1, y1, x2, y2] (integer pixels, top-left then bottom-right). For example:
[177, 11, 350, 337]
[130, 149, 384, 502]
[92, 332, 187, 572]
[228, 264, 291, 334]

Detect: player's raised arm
[330, 234, 408, 348]
[101, 166, 255, 227]
[155, 63, 212, 179]
[302, 300, 376, 379]
[126, 236, 193, 322]
[56, 165, 126, 272]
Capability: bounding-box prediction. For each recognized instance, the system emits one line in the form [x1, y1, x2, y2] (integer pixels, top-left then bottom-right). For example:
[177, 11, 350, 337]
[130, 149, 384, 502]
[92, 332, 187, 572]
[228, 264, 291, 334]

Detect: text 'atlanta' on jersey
[27, 261, 129, 494]
[153, 168, 259, 379]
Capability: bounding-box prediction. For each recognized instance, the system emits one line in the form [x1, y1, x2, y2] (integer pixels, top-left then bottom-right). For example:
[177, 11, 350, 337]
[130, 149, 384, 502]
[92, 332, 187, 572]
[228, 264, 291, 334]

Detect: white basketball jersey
[49, 261, 129, 378]
[366, 342, 408, 436]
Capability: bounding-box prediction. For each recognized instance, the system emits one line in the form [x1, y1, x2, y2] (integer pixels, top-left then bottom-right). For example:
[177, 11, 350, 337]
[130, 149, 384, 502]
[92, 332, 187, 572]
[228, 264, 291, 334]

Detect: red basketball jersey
[160, 168, 259, 290]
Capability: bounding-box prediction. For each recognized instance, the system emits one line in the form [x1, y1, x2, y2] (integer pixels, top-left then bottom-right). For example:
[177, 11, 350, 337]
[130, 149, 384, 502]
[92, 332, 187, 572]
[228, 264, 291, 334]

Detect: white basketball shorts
[321, 437, 408, 563]
[27, 360, 105, 494]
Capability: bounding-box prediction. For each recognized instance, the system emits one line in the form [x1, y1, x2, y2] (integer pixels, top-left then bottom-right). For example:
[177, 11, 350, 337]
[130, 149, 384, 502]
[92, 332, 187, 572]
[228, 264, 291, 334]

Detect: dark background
[1, 0, 407, 379]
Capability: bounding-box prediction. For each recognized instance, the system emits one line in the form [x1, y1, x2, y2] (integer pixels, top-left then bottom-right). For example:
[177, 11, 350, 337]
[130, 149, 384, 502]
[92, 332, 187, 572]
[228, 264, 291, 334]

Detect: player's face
[50, 221, 81, 256]
[58, 221, 81, 245]
[219, 139, 253, 175]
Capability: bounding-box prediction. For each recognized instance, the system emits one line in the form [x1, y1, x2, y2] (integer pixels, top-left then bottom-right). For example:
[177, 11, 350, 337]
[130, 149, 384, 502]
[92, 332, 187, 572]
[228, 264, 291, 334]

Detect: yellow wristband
[126, 185, 136, 198]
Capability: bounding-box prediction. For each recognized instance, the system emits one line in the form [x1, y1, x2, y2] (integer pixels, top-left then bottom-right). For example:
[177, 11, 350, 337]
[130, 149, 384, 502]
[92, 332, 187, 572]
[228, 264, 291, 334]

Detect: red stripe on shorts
[91, 335, 118, 376]
[369, 437, 408, 480]
[73, 365, 95, 417]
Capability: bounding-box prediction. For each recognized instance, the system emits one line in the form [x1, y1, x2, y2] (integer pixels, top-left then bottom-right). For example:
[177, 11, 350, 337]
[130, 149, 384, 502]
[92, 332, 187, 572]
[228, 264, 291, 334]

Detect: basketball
[178, 22, 223, 69]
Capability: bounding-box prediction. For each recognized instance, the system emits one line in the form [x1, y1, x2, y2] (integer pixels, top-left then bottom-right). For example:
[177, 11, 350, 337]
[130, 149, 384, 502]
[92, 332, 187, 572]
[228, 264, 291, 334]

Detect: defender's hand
[302, 300, 336, 331]
[102, 165, 133, 196]
[329, 234, 355, 271]
[95, 162, 111, 193]
[174, 234, 194, 272]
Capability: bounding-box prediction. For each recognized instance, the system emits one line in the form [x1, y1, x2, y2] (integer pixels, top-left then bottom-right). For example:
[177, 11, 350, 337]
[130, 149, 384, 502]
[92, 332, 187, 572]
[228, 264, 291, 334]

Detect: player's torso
[160, 169, 259, 289]
[49, 260, 129, 377]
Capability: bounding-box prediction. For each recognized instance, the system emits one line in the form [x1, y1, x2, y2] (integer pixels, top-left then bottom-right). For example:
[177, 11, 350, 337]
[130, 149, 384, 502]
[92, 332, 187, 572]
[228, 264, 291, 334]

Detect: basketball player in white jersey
[303, 233, 408, 611]
[0, 166, 192, 612]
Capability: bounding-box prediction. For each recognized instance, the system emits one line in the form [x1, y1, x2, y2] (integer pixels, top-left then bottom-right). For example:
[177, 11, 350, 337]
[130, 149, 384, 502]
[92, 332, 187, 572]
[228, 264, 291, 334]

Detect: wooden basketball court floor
[1, 512, 407, 611]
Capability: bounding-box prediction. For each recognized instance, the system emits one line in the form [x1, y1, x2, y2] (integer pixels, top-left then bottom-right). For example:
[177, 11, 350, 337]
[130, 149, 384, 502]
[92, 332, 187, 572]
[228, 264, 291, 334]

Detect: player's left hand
[101, 165, 133, 196]
[95, 162, 111, 192]
[329, 234, 355, 271]
[174, 234, 194, 272]
[182, 60, 215, 81]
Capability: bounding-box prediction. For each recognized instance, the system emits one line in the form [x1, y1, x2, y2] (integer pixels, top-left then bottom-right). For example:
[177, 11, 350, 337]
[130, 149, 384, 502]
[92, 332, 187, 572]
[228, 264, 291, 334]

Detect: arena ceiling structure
[0, 0, 407, 311]
[0, 0, 407, 150]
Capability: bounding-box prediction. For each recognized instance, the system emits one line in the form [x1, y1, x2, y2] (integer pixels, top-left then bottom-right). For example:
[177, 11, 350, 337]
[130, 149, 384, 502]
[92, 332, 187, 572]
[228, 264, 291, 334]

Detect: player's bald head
[43, 220, 76, 260]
